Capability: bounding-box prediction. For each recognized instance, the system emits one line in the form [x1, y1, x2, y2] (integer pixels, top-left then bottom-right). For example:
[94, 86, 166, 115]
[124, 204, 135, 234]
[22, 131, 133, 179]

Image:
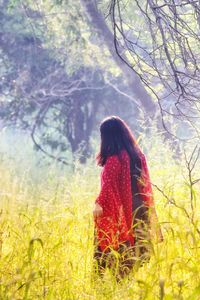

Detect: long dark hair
[96, 116, 141, 177]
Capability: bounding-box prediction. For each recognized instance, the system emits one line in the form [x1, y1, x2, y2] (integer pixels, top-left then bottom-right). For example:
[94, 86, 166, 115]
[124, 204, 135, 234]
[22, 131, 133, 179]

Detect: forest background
[0, 1, 200, 299]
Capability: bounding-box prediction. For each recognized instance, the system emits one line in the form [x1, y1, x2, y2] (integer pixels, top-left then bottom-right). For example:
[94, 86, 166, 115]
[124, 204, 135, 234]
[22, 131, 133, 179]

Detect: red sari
[94, 149, 156, 252]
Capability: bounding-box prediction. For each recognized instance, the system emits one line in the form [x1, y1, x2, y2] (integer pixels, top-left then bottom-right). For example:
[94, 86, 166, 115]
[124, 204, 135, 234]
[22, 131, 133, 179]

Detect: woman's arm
[94, 155, 120, 212]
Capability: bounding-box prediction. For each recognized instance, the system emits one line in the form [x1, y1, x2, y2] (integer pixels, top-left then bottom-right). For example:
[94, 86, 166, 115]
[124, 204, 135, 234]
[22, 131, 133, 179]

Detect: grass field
[0, 142, 200, 299]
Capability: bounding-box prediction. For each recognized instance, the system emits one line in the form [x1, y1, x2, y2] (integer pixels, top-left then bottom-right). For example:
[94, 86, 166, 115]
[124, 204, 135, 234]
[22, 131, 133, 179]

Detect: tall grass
[0, 133, 200, 299]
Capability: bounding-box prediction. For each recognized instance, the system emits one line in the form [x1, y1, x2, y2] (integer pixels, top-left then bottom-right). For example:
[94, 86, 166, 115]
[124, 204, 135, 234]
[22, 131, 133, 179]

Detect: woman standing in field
[93, 116, 162, 277]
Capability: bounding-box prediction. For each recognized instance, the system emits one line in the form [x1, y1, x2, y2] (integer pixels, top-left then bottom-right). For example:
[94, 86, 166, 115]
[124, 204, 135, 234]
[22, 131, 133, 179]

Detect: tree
[105, 0, 200, 139]
[0, 0, 139, 163]
[80, 0, 157, 117]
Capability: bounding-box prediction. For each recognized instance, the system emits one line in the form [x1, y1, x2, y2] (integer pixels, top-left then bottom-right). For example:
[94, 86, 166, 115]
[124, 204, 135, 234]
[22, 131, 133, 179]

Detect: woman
[93, 116, 162, 277]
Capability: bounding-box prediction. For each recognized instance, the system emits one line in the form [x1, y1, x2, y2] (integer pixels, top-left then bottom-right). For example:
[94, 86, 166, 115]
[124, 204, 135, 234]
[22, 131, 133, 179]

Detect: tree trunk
[80, 0, 182, 155]
[80, 0, 156, 118]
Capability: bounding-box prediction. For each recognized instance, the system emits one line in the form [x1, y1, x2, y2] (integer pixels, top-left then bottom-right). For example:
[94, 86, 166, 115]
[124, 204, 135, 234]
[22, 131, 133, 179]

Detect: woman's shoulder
[108, 150, 128, 161]
[106, 148, 144, 164]
[106, 153, 120, 164]
[104, 153, 123, 169]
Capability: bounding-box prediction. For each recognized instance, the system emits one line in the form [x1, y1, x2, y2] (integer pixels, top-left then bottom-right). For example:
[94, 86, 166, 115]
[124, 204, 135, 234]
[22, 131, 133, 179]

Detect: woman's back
[93, 116, 162, 277]
[95, 150, 135, 251]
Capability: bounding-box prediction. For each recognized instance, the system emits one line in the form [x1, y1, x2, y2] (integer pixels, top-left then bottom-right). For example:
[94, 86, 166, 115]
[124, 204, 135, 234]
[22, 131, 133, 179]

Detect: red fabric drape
[94, 149, 154, 252]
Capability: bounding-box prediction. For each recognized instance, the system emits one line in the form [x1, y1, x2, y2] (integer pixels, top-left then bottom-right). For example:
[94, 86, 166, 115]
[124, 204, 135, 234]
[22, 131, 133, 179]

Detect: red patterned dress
[94, 149, 154, 252]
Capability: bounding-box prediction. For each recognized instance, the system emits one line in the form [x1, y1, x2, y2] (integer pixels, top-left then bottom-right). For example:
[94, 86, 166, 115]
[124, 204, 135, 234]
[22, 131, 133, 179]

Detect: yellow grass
[0, 148, 200, 300]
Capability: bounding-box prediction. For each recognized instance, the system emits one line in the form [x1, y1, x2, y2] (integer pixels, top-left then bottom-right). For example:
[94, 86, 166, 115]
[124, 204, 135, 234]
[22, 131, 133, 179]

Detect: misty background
[0, 0, 200, 176]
